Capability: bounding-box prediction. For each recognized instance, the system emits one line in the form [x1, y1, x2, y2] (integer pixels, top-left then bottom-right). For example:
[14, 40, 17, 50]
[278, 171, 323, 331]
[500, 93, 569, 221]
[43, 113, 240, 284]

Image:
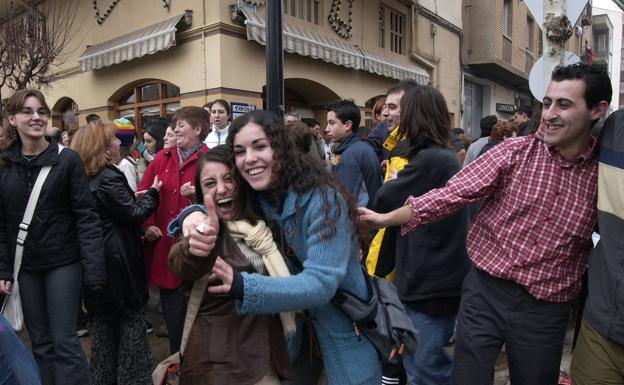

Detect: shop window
[379, 4, 405, 55]
[114, 81, 180, 135]
[283, 0, 320, 24]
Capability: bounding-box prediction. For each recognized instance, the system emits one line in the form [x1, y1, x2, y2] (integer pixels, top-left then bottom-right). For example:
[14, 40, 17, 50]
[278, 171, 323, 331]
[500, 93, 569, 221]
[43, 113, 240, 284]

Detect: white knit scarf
[226, 220, 297, 337]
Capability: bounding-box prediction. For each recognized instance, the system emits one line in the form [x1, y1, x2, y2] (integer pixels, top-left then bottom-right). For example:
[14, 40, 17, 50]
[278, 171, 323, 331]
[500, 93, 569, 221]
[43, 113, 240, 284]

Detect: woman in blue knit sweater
[180, 110, 381, 384]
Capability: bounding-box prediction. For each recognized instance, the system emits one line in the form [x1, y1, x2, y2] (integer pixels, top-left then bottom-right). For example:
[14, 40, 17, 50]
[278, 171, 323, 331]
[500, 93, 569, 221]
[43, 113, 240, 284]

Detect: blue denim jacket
[238, 186, 380, 384]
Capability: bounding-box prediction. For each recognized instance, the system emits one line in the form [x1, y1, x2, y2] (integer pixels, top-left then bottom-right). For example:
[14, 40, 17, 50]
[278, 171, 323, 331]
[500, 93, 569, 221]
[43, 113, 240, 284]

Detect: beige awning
[360, 48, 429, 84]
[240, 7, 429, 83]
[78, 13, 191, 72]
[242, 7, 363, 70]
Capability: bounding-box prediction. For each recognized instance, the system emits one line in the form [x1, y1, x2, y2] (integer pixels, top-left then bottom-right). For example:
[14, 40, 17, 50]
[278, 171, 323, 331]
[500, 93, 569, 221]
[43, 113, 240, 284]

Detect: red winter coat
[138, 145, 208, 288]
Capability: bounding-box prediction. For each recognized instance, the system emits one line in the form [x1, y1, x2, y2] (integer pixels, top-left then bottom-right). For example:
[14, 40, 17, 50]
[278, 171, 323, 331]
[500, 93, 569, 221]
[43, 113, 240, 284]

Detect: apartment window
[379, 4, 406, 54]
[527, 16, 535, 52]
[283, 0, 320, 24]
[389, 10, 405, 54]
[379, 6, 385, 48]
[597, 33, 607, 53]
[503, 0, 512, 37]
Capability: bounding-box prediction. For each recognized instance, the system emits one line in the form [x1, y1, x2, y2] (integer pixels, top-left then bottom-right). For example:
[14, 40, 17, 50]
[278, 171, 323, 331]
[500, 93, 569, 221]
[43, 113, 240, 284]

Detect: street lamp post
[266, 0, 284, 117]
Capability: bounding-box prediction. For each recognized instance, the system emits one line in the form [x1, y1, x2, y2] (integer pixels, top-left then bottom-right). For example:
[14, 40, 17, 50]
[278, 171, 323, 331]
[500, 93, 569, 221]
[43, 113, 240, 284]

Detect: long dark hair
[397, 85, 453, 157]
[144, 122, 166, 153]
[226, 110, 359, 241]
[194, 145, 259, 225]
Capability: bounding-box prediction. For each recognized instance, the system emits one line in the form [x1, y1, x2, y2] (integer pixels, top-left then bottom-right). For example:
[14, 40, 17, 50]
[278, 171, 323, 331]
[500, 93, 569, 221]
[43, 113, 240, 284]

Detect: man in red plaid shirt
[359, 63, 612, 385]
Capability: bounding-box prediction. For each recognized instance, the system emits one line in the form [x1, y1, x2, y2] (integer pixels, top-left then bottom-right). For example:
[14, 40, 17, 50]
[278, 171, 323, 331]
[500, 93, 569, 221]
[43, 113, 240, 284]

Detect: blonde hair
[71, 121, 116, 176]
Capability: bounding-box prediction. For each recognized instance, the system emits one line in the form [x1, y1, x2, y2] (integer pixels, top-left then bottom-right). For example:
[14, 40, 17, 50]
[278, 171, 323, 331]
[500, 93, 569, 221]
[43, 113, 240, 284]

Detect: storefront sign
[496, 103, 516, 114]
[231, 102, 256, 119]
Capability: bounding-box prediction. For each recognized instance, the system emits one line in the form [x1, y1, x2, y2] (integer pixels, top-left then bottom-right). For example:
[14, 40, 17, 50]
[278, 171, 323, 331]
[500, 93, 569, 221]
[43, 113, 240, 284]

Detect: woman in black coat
[0, 89, 105, 385]
[71, 120, 162, 385]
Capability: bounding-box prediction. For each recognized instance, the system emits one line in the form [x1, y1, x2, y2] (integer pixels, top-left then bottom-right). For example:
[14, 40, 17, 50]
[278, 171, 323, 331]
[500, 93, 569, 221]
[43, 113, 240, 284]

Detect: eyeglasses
[17, 108, 51, 118]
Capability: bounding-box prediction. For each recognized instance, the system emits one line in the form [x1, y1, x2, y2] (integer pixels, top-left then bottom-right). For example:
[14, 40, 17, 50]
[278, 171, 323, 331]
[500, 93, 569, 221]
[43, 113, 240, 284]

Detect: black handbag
[332, 267, 418, 364]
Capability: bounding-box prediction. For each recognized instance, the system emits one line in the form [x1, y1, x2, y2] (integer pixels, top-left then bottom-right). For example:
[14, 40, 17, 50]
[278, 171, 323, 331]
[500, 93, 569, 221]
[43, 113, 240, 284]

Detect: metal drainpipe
[202, 0, 207, 104]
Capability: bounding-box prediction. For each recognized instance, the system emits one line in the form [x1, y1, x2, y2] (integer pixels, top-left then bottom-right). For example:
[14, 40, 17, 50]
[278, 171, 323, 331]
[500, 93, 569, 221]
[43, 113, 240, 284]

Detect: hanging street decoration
[92, 0, 119, 24]
[92, 0, 171, 25]
[328, 0, 354, 38]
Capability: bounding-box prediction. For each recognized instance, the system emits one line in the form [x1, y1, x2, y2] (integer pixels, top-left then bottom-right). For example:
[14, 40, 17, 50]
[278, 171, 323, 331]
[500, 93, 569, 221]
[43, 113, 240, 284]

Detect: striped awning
[360, 48, 429, 84]
[242, 7, 363, 70]
[240, 7, 429, 84]
[78, 12, 191, 72]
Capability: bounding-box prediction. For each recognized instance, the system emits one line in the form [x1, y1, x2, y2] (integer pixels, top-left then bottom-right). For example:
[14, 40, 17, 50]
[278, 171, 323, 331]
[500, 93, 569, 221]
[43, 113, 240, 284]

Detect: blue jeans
[402, 307, 456, 385]
[0, 314, 41, 385]
[19, 262, 91, 385]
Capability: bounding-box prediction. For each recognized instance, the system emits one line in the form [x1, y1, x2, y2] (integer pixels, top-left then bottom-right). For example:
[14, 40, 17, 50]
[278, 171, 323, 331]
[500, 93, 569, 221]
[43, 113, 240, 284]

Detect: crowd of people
[0, 61, 622, 385]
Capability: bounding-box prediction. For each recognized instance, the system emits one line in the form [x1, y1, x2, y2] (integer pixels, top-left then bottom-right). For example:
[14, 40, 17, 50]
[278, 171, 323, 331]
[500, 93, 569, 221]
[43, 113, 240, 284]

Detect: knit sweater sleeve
[236, 191, 352, 314]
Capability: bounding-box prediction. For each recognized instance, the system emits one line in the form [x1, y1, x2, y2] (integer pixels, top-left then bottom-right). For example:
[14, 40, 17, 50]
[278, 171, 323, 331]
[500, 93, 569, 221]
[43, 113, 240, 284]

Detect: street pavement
[18, 302, 576, 385]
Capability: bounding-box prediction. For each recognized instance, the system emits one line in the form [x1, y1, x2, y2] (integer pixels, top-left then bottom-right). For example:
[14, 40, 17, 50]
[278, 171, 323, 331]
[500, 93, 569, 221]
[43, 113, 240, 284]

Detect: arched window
[52, 97, 79, 131]
[114, 81, 180, 134]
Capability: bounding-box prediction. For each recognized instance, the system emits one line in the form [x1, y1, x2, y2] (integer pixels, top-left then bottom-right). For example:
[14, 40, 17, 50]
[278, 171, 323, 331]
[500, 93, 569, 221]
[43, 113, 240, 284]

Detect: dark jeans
[19, 262, 91, 385]
[403, 308, 455, 385]
[452, 267, 570, 385]
[159, 287, 187, 354]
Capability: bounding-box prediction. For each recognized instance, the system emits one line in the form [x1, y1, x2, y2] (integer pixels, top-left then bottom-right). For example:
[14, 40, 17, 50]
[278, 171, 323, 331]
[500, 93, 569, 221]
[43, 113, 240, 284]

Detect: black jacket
[0, 139, 105, 287]
[370, 142, 469, 314]
[87, 166, 159, 313]
[584, 109, 624, 346]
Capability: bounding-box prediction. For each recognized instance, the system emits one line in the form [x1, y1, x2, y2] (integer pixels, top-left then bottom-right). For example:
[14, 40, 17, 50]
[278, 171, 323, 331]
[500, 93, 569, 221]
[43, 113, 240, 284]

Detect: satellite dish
[529, 52, 581, 101]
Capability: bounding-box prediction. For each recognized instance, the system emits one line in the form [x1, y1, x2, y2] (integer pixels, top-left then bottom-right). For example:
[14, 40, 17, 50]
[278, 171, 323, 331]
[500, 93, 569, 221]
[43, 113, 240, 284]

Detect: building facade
[461, 0, 592, 139]
[1, 0, 463, 133]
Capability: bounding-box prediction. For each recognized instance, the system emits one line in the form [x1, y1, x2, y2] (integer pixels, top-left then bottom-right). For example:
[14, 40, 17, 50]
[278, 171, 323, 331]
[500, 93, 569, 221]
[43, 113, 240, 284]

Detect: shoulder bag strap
[13, 145, 64, 280]
[179, 276, 208, 355]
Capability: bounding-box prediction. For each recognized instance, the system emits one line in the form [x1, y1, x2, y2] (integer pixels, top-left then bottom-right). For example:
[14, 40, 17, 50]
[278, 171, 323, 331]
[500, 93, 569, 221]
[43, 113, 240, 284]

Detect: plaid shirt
[401, 135, 598, 303]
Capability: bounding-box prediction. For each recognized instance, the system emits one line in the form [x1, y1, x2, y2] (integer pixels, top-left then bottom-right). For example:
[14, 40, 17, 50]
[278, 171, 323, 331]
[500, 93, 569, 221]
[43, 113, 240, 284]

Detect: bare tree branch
[0, 0, 79, 91]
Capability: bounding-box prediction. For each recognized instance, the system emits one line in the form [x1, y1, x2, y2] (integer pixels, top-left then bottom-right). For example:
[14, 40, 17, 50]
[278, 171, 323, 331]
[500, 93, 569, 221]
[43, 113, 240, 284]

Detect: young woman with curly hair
[178, 110, 381, 384]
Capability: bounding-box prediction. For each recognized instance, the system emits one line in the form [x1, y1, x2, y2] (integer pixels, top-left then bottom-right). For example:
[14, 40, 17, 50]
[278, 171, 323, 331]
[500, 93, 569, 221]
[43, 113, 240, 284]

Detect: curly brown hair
[172, 106, 211, 141]
[490, 121, 518, 141]
[226, 110, 360, 242]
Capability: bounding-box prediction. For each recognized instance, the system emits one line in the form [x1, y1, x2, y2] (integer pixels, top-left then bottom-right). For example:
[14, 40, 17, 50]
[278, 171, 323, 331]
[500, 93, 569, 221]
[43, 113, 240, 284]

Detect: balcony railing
[503, 35, 512, 63]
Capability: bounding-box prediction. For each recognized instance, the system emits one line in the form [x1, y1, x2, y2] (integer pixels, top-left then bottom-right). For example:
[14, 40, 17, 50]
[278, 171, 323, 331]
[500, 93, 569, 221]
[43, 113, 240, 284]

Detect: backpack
[332, 267, 418, 364]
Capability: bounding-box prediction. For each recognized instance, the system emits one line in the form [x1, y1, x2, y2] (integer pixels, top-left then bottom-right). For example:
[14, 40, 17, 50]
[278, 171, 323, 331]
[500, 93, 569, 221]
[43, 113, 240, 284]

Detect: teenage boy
[204, 99, 231, 148]
[514, 105, 533, 136]
[326, 100, 382, 207]
[359, 63, 612, 385]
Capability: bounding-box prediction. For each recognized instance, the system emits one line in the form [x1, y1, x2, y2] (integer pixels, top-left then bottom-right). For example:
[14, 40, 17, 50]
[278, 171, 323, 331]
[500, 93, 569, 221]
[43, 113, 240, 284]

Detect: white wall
[418, 0, 462, 29]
